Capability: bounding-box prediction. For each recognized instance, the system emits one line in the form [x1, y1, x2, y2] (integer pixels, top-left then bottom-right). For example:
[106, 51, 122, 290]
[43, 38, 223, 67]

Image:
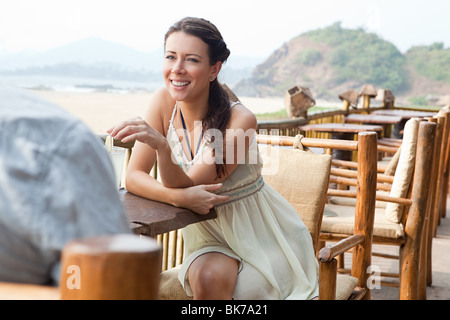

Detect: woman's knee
[188, 253, 238, 299]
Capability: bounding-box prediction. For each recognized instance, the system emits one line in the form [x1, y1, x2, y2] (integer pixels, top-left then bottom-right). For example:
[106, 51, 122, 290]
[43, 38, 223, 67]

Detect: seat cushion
[159, 266, 191, 300]
[322, 204, 404, 239]
[336, 275, 359, 300]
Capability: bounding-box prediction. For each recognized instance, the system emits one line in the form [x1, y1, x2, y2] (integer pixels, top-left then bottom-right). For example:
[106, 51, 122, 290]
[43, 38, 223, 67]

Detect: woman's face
[163, 31, 221, 104]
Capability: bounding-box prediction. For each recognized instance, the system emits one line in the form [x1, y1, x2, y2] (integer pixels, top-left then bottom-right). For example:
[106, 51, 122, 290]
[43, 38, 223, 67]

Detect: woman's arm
[108, 88, 229, 212]
[184, 104, 258, 186]
[110, 91, 257, 188]
[126, 167, 229, 214]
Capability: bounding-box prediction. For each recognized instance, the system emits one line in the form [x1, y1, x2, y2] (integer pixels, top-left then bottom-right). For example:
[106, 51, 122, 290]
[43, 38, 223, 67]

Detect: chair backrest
[259, 145, 331, 252]
[385, 118, 420, 223]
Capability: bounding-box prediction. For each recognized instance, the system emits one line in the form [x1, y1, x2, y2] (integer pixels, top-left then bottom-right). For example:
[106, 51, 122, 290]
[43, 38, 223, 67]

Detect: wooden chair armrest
[318, 234, 365, 262]
[318, 234, 365, 300]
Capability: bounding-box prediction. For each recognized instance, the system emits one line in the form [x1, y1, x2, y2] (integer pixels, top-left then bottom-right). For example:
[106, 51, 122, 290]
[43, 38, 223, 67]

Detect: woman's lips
[171, 80, 190, 87]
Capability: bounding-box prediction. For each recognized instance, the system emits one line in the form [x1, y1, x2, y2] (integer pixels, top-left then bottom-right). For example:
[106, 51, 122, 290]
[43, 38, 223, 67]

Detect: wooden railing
[257, 105, 439, 138]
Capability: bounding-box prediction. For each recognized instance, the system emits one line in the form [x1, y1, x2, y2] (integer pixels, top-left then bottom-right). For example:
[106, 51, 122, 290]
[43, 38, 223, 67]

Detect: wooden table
[371, 109, 436, 138]
[344, 114, 403, 138]
[120, 189, 217, 237]
[299, 123, 383, 160]
[371, 109, 436, 118]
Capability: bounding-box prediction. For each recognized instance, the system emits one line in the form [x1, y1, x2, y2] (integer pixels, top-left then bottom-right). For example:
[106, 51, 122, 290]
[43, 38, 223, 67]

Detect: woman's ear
[209, 61, 223, 81]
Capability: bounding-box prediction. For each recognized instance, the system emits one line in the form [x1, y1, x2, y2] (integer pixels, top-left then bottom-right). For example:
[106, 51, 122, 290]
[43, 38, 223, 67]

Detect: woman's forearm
[125, 169, 229, 214]
[156, 141, 194, 188]
[125, 170, 180, 206]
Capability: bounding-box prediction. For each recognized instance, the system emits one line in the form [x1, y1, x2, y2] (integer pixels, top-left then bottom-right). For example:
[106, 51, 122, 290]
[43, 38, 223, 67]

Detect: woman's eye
[187, 58, 199, 63]
[165, 55, 175, 60]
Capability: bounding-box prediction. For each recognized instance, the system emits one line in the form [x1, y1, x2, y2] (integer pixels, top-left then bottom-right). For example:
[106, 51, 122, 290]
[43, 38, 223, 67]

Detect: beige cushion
[385, 118, 419, 223]
[159, 266, 191, 300]
[336, 275, 359, 300]
[259, 145, 331, 250]
[322, 203, 404, 239]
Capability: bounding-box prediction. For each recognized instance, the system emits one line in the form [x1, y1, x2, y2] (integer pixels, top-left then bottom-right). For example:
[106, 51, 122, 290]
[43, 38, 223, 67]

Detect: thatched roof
[376, 89, 395, 103]
[383, 90, 395, 103]
[338, 89, 359, 106]
[285, 86, 316, 118]
[359, 84, 377, 97]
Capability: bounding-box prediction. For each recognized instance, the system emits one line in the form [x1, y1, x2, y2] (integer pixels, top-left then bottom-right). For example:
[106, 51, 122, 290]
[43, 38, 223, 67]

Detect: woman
[109, 17, 319, 300]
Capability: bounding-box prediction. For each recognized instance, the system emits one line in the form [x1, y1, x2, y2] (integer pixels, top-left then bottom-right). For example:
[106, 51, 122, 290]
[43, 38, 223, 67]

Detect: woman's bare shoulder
[144, 87, 175, 134]
[229, 102, 257, 131]
[147, 87, 174, 114]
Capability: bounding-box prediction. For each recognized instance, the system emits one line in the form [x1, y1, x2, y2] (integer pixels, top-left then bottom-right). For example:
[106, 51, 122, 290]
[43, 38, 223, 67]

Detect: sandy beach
[33, 90, 286, 135]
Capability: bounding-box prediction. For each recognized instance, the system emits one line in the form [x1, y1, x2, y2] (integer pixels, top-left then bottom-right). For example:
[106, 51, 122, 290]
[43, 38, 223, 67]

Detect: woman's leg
[188, 252, 239, 300]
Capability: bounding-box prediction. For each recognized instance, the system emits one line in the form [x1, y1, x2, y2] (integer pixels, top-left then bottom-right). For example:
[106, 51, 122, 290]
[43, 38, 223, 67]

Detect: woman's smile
[171, 80, 191, 88]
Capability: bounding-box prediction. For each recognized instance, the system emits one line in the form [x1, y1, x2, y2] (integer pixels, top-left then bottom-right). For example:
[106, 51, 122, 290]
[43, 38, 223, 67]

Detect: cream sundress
[166, 101, 319, 300]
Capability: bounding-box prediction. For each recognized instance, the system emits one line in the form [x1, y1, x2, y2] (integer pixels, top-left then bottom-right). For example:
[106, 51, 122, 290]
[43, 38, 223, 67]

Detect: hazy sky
[1, 0, 449, 58]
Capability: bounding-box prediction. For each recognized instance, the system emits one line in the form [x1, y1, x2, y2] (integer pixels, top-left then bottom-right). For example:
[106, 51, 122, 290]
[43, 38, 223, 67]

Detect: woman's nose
[171, 59, 185, 74]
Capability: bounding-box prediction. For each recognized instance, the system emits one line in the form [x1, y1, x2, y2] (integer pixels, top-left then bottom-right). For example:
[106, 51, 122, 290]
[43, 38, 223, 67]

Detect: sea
[0, 74, 163, 93]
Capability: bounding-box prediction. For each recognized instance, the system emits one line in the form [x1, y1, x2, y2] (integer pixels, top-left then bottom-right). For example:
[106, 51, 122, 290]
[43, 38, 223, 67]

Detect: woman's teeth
[172, 81, 190, 87]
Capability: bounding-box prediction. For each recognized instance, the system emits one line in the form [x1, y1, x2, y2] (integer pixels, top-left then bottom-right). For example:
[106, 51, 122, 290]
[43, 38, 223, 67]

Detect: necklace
[180, 108, 203, 160]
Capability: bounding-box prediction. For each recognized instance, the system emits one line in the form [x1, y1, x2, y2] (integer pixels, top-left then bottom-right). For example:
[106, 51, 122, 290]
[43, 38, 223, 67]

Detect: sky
[0, 0, 449, 59]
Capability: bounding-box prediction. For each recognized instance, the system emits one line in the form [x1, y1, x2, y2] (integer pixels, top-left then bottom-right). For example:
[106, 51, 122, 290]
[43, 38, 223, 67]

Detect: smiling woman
[108, 17, 320, 301]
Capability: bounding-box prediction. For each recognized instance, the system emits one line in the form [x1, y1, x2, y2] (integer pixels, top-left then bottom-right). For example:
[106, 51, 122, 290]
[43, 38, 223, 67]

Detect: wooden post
[399, 122, 436, 300]
[433, 116, 445, 236]
[319, 259, 337, 300]
[60, 234, 161, 300]
[351, 131, 378, 300]
[440, 111, 450, 219]
[359, 84, 377, 110]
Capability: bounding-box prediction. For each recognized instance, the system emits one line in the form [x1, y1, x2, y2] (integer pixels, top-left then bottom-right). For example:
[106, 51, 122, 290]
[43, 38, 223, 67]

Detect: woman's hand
[174, 183, 230, 214]
[107, 117, 167, 151]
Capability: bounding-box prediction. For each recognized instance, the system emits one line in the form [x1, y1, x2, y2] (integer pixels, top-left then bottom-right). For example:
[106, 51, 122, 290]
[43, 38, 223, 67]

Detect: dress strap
[169, 101, 178, 123]
[180, 107, 203, 161]
[230, 101, 241, 108]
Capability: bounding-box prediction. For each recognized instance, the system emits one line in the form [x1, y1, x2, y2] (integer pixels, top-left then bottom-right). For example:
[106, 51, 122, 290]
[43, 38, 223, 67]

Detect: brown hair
[165, 17, 231, 178]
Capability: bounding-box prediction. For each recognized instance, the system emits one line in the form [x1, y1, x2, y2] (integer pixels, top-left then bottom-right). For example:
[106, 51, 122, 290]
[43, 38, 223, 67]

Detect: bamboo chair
[158, 132, 377, 300]
[331, 116, 446, 295]
[259, 132, 378, 300]
[0, 234, 161, 300]
[321, 121, 436, 299]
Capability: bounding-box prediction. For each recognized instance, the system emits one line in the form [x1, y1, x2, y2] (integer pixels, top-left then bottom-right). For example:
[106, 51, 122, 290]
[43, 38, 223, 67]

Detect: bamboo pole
[351, 131, 378, 300]
[399, 121, 436, 300]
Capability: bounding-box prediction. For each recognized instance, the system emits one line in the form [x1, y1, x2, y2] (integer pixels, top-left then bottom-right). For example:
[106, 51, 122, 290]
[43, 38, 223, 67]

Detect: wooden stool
[60, 234, 161, 300]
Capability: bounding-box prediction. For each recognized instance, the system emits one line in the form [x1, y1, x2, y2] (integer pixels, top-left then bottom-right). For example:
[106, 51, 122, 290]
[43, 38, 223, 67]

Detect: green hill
[233, 22, 450, 100]
[406, 43, 450, 84]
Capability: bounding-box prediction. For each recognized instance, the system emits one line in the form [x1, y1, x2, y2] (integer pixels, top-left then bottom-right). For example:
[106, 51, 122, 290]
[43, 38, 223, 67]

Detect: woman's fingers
[107, 117, 149, 141]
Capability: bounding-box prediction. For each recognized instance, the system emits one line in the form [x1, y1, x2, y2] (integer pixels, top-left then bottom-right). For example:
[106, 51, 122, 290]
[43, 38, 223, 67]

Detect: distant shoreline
[32, 89, 293, 134]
